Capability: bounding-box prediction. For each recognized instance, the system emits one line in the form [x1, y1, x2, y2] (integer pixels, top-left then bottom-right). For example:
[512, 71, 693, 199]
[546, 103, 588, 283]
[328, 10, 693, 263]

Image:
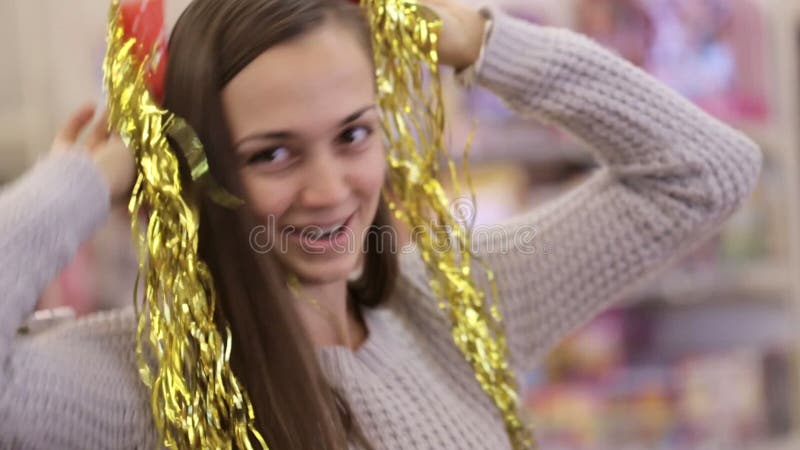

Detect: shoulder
[391, 251, 454, 343]
[394, 251, 440, 314]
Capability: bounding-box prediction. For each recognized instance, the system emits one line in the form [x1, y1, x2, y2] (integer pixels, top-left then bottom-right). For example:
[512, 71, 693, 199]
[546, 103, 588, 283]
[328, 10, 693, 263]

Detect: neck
[292, 279, 367, 351]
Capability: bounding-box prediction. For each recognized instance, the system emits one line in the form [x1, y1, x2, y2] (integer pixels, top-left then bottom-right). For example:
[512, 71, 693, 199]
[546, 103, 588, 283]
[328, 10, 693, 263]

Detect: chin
[282, 252, 361, 285]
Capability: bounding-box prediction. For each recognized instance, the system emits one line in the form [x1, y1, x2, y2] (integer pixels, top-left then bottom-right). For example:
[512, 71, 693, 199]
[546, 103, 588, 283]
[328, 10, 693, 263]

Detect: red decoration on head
[119, 0, 167, 103]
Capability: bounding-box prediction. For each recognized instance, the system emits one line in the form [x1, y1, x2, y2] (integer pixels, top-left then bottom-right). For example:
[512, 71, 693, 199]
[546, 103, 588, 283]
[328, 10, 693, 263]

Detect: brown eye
[247, 147, 291, 164]
[248, 146, 294, 169]
[339, 125, 372, 146]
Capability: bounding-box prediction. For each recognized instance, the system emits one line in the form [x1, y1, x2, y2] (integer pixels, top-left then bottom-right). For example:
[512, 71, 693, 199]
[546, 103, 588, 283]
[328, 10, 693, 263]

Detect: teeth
[307, 222, 344, 239]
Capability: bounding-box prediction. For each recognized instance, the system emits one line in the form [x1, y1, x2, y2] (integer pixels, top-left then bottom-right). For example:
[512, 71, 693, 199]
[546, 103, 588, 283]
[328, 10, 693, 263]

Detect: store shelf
[589, 437, 800, 450]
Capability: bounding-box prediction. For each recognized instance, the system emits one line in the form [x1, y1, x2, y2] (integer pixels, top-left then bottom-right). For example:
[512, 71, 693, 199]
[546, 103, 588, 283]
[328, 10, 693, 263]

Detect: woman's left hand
[419, 0, 487, 71]
[52, 103, 136, 205]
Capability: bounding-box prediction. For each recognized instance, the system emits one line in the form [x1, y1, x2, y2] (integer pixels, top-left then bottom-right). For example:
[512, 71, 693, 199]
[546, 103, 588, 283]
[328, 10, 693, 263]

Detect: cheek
[351, 143, 387, 200]
[239, 170, 295, 222]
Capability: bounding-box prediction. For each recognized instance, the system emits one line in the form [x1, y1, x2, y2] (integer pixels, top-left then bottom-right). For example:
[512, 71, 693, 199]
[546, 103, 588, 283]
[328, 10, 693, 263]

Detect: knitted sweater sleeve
[399, 10, 762, 375]
[0, 151, 147, 448]
[0, 151, 110, 350]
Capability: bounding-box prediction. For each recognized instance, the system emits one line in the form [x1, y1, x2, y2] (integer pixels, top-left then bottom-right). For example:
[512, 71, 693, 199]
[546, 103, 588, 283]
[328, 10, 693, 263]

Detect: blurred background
[2, 0, 800, 449]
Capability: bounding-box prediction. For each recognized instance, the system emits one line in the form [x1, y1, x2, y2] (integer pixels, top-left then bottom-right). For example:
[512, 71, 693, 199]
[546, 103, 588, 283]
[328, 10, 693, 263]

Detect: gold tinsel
[103, 1, 265, 448]
[364, 0, 535, 448]
[104, 0, 534, 447]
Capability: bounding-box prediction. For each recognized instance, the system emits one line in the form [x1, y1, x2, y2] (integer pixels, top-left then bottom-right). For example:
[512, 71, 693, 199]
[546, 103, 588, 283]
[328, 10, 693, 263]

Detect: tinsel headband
[102, 0, 536, 448]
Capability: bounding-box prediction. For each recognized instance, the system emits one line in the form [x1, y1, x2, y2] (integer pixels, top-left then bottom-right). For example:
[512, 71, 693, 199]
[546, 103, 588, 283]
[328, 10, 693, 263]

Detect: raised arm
[468, 10, 762, 373]
[0, 110, 112, 355]
[398, 8, 762, 376]
[0, 106, 147, 449]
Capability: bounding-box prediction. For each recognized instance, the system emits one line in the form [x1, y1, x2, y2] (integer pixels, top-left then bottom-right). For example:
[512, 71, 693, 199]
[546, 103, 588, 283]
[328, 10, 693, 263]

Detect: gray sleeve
[0, 150, 110, 366]
[462, 10, 763, 373]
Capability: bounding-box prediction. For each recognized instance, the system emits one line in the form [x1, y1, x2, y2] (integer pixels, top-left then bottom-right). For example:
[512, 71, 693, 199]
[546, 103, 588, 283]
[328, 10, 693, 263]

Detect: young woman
[0, 0, 761, 448]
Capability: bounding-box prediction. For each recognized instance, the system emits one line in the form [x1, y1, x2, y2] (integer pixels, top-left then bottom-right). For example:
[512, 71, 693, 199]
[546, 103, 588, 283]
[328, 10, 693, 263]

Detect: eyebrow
[234, 105, 376, 150]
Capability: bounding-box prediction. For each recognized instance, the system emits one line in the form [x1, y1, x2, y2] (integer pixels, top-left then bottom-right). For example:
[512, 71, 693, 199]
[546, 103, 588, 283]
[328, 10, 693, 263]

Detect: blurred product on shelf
[575, 0, 771, 124]
[522, 308, 795, 450]
[447, 0, 772, 170]
[576, 0, 654, 67]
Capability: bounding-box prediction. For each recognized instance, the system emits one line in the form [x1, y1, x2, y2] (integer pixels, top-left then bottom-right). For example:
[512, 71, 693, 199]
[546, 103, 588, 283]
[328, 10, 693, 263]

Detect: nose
[298, 151, 350, 209]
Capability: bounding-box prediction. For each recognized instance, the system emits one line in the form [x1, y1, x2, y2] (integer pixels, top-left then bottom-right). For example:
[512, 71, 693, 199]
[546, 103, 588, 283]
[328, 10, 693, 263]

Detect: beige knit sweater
[0, 10, 762, 450]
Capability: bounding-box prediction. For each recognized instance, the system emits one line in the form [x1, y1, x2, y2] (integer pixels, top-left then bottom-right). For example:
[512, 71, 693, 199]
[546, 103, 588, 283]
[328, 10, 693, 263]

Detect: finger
[53, 103, 96, 151]
[85, 109, 111, 151]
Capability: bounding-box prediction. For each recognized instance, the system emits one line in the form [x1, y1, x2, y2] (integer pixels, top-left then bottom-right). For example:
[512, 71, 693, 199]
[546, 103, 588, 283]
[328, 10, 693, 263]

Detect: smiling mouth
[285, 212, 356, 241]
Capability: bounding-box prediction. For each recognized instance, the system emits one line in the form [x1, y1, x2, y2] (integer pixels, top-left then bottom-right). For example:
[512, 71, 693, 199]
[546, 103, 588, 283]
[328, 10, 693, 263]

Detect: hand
[420, 0, 487, 71]
[52, 103, 136, 205]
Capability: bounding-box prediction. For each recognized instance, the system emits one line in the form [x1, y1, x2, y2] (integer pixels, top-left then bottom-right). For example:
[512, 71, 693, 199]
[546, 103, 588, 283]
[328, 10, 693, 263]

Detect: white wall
[0, 0, 190, 182]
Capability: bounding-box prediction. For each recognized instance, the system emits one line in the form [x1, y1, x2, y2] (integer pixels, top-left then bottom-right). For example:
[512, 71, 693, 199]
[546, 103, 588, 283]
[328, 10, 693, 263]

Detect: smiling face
[222, 17, 385, 284]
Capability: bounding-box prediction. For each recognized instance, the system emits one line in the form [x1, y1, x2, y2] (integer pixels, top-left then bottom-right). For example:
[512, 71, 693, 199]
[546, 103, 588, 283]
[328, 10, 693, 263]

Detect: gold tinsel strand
[102, 1, 266, 448]
[363, 0, 536, 448]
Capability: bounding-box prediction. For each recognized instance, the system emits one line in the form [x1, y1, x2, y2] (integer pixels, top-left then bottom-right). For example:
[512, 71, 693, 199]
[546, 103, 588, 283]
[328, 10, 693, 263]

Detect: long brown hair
[163, 0, 398, 448]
